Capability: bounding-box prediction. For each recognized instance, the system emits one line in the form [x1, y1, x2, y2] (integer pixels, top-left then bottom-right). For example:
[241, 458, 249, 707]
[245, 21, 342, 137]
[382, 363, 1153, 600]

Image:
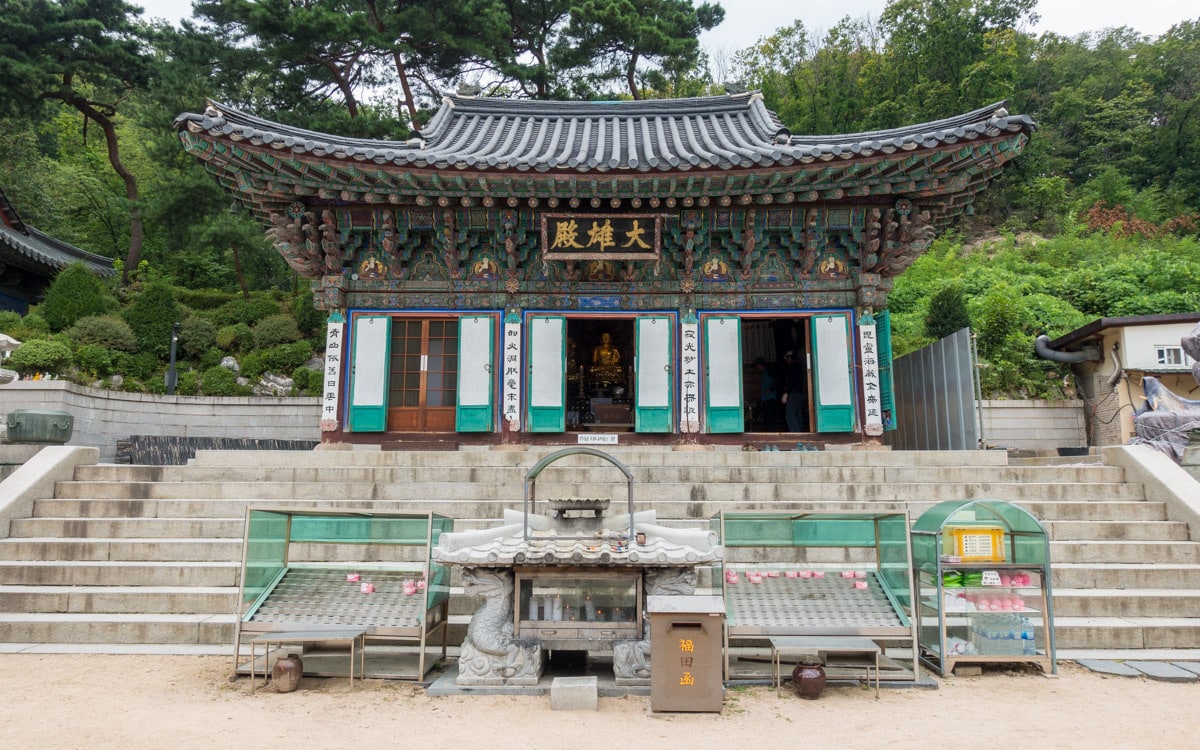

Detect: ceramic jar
[791, 661, 826, 700]
[272, 653, 304, 693]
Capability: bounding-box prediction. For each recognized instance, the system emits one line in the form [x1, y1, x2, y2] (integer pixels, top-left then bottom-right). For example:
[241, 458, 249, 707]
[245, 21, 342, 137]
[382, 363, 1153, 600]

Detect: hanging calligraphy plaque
[540, 214, 662, 261]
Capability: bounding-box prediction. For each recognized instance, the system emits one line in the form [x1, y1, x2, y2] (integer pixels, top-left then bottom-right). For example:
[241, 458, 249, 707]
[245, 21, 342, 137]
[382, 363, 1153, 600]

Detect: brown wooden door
[386, 318, 458, 431]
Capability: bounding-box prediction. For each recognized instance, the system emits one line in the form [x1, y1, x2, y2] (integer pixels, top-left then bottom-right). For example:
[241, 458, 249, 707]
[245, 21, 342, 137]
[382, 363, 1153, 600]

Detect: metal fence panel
[885, 328, 980, 450]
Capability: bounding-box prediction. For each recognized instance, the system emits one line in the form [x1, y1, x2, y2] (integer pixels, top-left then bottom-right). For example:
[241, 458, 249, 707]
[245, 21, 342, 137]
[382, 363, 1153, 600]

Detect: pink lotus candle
[841, 571, 855, 579]
[360, 582, 375, 594]
[346, 573, 361, 582]
[785, 571, 800, 578]
[854, 580, 869, 589]
[812, 571, 826, 579]
[401, 580, 416, 595]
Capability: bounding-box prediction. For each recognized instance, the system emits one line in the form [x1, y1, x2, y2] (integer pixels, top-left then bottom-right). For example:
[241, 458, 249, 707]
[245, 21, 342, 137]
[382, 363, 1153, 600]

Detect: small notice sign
[578, 433, 619, 445]
[980, 570, 1003, 587]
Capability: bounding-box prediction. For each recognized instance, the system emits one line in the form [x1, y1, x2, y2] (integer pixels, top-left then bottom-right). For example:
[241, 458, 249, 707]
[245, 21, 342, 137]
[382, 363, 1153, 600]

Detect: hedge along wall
[0, 381, 320, 462]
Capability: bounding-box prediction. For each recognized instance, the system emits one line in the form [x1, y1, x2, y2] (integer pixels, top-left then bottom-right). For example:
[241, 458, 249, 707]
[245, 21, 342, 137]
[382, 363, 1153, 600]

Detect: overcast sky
[135, 0, 1196, 55]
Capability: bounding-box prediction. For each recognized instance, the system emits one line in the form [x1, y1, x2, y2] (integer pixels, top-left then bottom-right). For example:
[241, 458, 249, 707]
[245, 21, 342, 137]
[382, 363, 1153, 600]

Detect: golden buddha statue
[588, 332, 625, 385]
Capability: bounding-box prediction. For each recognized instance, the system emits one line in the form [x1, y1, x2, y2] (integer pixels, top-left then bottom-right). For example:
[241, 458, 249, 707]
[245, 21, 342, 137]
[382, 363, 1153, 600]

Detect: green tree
[924, 284, 971, 340]
[8, 339, 73, 376]
[560, 0, 724, 99]
[38, 264, 118, 331]
[121, 282, 184, 359]
[0, 0, 153, 284]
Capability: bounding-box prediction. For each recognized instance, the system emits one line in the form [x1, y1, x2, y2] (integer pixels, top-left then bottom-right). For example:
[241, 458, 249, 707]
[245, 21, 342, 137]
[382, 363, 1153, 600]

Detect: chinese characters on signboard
[679, 322, 700, 432]
[541, 214, 662, 260]
[679, 637, 696, 686]
[502, 321, 522, 429]
[859, 321, 883, 436]
[321, 317, 344, 431]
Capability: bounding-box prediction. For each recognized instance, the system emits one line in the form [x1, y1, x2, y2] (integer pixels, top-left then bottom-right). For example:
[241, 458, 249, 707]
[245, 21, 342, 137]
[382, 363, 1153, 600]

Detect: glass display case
[911, 500, 1056, 675]
[235, 508, 453, 680]
[515, 568, 642, 647]
[711, 511, 919, 682]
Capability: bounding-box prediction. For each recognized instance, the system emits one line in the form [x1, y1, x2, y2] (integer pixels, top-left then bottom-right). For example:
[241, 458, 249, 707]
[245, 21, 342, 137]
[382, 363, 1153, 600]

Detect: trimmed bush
[176, 369, 201, 396]
[291, 289, 325, 337]
[179, 316, 216, 360]
[66, 315, 139, 352]
[122, 282, 184, 359]
[8, 312, 50, 342]
[177, 288, 237, 311]
[292, 366, 323, 396]
[205, 295, 282, 328]
[0, 311, 21, 334]
[40, 263, 118, 331]
[201, 365, 250, 396]
[238, 351, 264, 379]
[74, 344, 115, 378]
[252, 314, 302, 349]
[113, 351, 161, 380]
[215, 323, 254, 352]
[8, 339, 73, 375]
[260, 341, 314, 374]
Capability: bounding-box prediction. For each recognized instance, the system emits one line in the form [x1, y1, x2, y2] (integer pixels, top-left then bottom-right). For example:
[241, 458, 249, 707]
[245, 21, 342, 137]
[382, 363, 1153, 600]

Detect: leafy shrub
[260, 341, 313, 374]
[292, 365, 323, 396]
[291, 289, 325, 337]
[74, 344, 115, 378]
[177, 288, 237, 311]
[113, 351, 161, 380]
[252, 314, 302, 349]
[176, 369, 201, 396]
[215, 323, 254, 352]
[8, 312, 51, 342]
[0, 311, 21, 334]
[205, 295, 282, 328]
[238, 352, 264, 379]
[179, 317, 216, 360]
[201, 365, 250, 396]
[40, 263, 118, 331]
[122, 282, 184, 359]
[8, 339, 73, 375]
[198, 347, 223, 371]
[66, 315, 139, 352]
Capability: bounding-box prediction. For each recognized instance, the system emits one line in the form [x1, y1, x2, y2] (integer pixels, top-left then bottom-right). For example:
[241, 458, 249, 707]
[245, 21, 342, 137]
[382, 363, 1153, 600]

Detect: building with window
[175, 92, 1033, 446]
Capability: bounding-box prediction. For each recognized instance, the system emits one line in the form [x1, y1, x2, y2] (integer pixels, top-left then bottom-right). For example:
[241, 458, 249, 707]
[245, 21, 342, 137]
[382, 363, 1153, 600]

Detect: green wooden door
[811, 313, 855, 432]
[347, 315, 391, 432]
[526, 315, 565, 432]
[456, 315, 495, 432]
[703, 316, 743, 433]
[635, 315, 673, 432]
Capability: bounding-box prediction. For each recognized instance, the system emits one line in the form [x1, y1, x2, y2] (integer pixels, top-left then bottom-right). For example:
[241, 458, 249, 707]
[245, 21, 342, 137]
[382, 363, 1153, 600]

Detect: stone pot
[792, 661, 826, 700]
[5, 409, 74, 444]
[272, 653, 304, 693]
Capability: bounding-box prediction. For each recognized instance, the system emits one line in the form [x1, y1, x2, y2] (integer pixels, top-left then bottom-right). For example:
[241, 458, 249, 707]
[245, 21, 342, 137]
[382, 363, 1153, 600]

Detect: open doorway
[743, 317, 812, 433]
[566, 318, 636, 429]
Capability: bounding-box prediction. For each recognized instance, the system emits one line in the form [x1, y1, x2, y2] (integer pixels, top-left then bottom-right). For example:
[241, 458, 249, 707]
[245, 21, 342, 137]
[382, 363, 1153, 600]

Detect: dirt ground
[0, 654, 1192, 749]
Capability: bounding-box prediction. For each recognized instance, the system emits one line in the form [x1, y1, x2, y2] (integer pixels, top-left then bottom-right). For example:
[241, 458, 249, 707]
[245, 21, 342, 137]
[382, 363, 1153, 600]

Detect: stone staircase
[1, 446, 1199, 656]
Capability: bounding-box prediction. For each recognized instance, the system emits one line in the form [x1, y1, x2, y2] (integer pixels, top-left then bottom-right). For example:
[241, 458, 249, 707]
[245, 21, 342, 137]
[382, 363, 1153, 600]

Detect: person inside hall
[754, 357, 779, 430]
[782, 350, 809, 432]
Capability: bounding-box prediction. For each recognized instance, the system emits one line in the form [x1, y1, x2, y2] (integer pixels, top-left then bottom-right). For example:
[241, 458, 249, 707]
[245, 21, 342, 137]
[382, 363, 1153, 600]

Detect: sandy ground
[0, 655, 1193, 749]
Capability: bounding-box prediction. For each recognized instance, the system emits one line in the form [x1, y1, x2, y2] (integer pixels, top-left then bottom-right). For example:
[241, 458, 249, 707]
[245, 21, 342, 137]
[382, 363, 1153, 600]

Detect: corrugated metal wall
[885, 328, 981, 450]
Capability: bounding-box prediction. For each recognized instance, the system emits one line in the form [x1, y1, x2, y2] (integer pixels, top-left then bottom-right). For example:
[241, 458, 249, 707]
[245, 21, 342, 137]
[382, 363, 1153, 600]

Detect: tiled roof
[0, 189, 115, 277]
[176, 92, 1034, 174]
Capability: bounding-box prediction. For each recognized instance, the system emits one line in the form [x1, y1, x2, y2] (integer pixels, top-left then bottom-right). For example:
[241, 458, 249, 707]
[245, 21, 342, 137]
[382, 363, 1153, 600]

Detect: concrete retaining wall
[981, 399, 1087, 451]
[0, 381, 320, 462]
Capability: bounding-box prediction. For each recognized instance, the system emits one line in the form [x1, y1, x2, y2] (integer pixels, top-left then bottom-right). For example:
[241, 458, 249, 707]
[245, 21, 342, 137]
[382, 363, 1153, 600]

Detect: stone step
[0, 561, 239, 587]
[1043, 520, 1190, 542]
[1054, 589, 1200, 618]
[1050, 540, 1200, 564]
[0, 585, 237, 614]
[181, 448, 1017, 469]
[9, 517, 245, 539]
[71, 463, 1129, 485]
[52, 479, 1144, 503]
[0, 613, 235, 645]
[30, 497, 1166, 524]
[0, 538, 242, 563]
[1053, 617, 1200, 650]
[1051, 563, 1200, 589]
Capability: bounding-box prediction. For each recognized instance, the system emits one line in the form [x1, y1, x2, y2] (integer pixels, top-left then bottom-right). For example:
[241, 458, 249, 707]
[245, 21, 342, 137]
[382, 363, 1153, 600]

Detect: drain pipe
[1035, 334, 1100, 364]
